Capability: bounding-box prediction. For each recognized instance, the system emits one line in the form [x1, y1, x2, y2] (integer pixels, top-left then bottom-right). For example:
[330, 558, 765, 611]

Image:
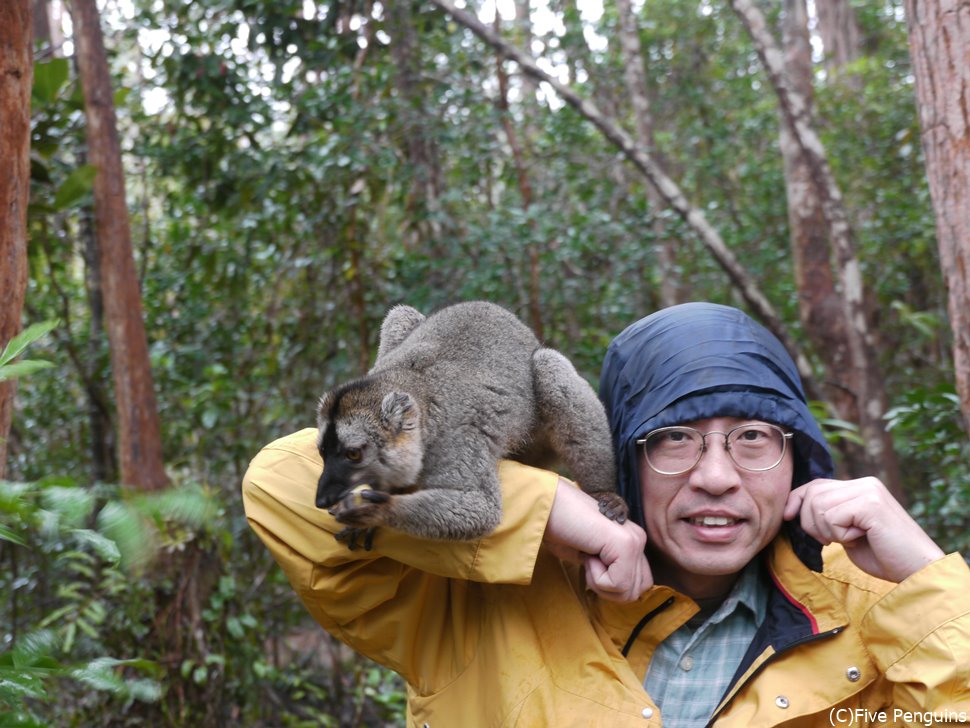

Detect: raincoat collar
[598, 302, 834, 570]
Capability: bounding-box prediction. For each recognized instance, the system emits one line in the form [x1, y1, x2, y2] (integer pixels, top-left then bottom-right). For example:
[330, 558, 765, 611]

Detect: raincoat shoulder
[241, 428, 657, 726]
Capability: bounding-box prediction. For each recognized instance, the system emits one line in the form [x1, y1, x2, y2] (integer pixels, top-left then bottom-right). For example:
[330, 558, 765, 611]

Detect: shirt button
[679, 655, 694, 671]
[776, 696, 790, 709]
[846, 666, 861, 682]
[641, 707, 654, 719]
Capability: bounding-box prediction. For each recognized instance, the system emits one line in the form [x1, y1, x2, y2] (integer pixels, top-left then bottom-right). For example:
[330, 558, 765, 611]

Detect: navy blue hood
[599, 302, 834, 570]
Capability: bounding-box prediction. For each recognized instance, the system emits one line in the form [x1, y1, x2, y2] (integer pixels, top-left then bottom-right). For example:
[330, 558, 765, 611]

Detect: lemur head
[315, 377, 424, 509]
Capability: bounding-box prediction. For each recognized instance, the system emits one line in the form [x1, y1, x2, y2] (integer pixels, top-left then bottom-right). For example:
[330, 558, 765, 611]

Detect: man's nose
[687, 439, 741, 494]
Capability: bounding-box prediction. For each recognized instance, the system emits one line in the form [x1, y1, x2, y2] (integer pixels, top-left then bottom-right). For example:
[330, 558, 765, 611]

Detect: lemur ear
[316, 391, 334, 429]
[380, 392, 419, 433]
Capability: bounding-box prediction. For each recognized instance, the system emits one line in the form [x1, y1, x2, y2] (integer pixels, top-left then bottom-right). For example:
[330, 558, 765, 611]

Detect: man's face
[638, 416, 794, 599]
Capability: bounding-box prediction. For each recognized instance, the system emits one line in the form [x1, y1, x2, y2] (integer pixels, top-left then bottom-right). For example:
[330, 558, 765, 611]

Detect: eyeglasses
[637, 422, 793, 475]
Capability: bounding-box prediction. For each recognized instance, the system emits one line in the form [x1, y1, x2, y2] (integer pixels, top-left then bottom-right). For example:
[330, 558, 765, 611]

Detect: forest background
[1, 0, 968, 725]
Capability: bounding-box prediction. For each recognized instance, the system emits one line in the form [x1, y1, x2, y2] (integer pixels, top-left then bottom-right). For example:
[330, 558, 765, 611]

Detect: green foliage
[807, 402, 866, 448]
[0, 321, 57, 384]
[886, 385, 970, 554]
[0, 477, 164, 724]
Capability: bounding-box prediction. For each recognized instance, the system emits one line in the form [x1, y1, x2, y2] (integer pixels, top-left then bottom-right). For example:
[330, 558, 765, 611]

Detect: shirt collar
[702, 558, 769, 630]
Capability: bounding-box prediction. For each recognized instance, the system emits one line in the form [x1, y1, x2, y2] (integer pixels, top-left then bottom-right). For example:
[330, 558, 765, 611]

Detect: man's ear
[380, 392, 419, 434]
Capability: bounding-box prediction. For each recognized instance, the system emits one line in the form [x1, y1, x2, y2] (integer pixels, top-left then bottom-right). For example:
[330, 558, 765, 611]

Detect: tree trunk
[429, 0, 821, 400]
[493, 13, 544, 339]
[615, 0, 682, 308]
[31, 0, 63, 57]
[779, 0, 869, 477]
[905, 0, 970, 437]
[71, 0, 169, 490]
[731, 0, 903, 500]
[386, 1, 444, 247]
[513, 0, 539, 104]
[80, 203, 118, 482]
[0, 0, 33, 481]
[815, 0, 861, 73]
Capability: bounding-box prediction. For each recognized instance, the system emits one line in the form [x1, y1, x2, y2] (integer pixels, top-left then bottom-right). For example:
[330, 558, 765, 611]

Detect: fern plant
[0, 321, 165, 724]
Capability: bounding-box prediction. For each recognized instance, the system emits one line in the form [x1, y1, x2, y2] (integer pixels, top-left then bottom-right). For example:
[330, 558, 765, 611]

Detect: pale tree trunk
[71, 0, 169, 490]
[508, 2, 544, 336]
[493, 12, 544, 339]
[387, 1, 444, 249]
[815, 0, 861, 73]
[779, 0, 870, 477]
[0, 1, 33, 480]
[513, 0, 540, 103]
[32, 0, 64, 57]
[615, 0, 681, 308]
[731, 0, 903, 500]
[905, 0, 970, 437]
[429, 0, 822, 401]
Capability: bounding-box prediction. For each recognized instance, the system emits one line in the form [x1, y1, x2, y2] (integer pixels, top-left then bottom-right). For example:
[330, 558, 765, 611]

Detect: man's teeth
[689, 516, 738, 526]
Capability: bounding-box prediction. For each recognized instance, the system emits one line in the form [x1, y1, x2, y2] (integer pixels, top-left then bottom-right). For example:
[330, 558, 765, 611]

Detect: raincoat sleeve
[861, 552, 970, 717]
[241, 428, 560, 683]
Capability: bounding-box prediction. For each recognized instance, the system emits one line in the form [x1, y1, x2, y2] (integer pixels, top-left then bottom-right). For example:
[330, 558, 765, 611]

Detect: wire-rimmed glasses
[637, 422, 793, 475]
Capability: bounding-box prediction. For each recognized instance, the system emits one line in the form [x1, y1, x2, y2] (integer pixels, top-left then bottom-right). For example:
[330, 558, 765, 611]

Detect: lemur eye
[344, 447, 363, 463]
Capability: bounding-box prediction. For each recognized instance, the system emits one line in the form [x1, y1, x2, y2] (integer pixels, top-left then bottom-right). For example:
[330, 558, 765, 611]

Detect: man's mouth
[686, 515, 742, 527]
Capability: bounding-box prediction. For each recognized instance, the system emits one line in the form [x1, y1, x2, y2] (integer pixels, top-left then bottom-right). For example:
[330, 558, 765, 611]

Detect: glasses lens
[643, 427, 703, 475]
[726, 424, 787, 471]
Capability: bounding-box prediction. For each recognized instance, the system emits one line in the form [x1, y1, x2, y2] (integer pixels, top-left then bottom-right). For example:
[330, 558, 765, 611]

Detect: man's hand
[544, 479, 652, 602]
[784, 477, 944, 583]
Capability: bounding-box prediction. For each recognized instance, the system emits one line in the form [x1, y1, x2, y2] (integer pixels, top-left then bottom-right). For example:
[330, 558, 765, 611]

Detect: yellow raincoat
[243, 428, 970, 727]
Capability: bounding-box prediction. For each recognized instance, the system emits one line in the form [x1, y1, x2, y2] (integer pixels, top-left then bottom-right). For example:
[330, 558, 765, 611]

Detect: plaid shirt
[643, 560, 769, 728]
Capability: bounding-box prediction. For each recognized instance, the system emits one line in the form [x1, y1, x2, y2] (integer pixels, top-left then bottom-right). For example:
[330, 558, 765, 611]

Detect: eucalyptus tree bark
[72, 0, 169, 491]
[731, 0, 902, 500]
[0, 0, 32, 480]
[779, 0, 868, 477]
[905, 0, 970, 437]
[615, 0, 681, 308]
[428, 0, 820, 401]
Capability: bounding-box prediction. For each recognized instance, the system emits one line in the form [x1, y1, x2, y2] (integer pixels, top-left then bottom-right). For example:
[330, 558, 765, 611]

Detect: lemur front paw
[329, 489, 392, 528]
[594, 491, 629, 524]
[329, 490, 392, 551]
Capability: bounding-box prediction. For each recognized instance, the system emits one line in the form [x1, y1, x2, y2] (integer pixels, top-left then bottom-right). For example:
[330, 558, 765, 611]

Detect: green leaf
[96, 501, 156, 571]
[0, 360, 55, 384]
[10, 631, 59, 669]
[52, 165, 97, 211]
[0, 523, 26, 546]
[32, 59, 70, 104]
[41, 487, 94, 527]
[0, 321, 58, 368]
[71, 529, 121, 565]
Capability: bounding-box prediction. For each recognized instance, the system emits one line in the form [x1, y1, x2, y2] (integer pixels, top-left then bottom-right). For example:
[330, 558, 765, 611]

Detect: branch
[428, 0, 819, 393]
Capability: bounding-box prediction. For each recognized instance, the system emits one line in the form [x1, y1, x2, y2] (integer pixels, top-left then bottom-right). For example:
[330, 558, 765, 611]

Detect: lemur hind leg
[531, 348, 627, 523]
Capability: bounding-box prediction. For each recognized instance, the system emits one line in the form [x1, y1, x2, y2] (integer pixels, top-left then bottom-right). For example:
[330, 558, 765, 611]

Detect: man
[243, 302, 970, 726]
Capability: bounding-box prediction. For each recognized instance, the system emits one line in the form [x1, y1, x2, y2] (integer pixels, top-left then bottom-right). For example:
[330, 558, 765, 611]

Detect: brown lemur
[316, 301, 627, 547]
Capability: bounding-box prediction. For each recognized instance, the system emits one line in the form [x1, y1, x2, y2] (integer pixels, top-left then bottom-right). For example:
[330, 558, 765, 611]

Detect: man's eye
[345, 448, 362, 462]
